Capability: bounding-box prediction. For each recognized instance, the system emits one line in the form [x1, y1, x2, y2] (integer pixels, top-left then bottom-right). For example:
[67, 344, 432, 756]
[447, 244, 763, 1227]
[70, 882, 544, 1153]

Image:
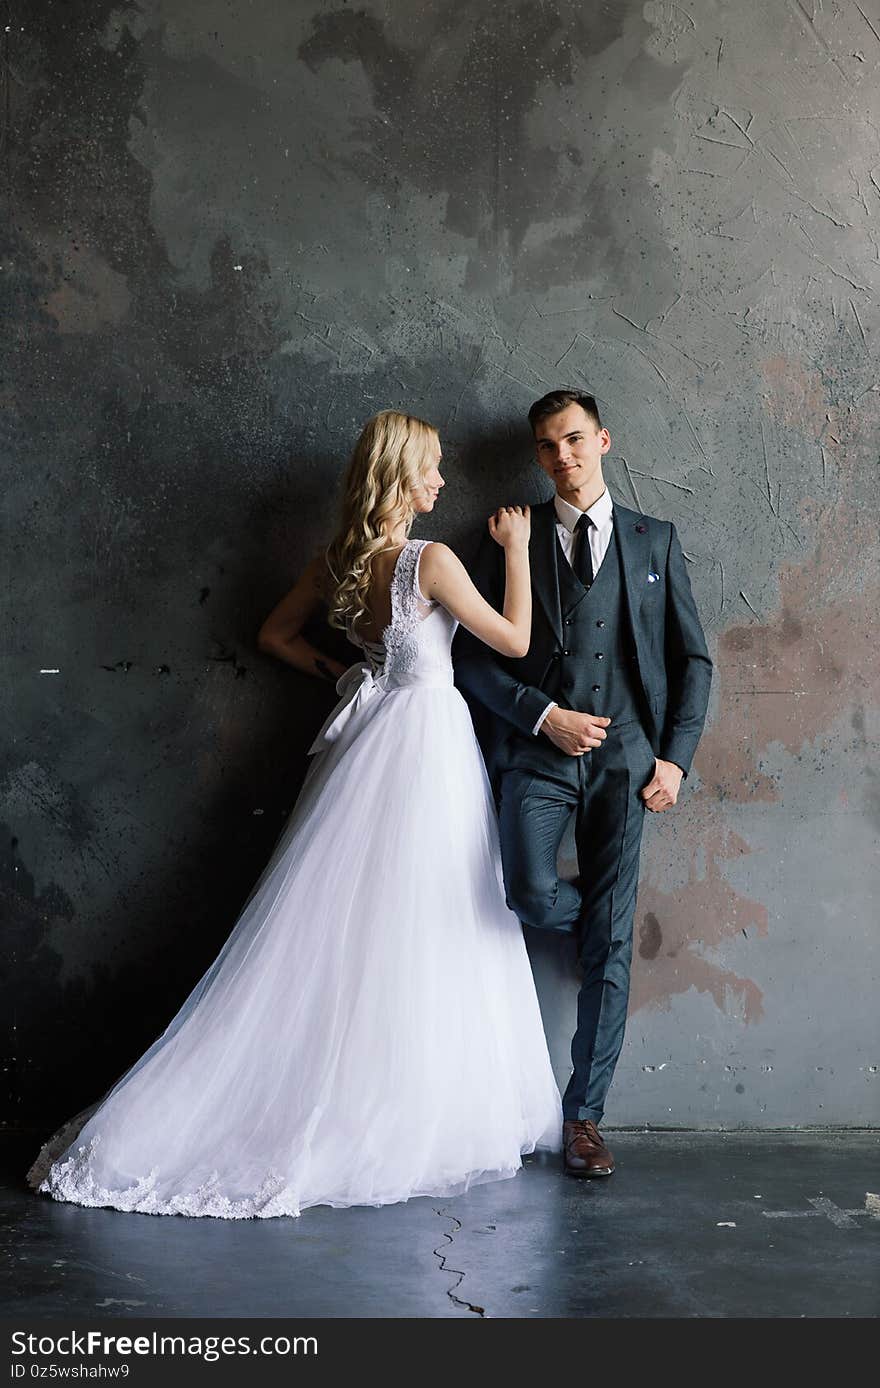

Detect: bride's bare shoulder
[417, 541, 459, 574]
[417, 541, 467, 598]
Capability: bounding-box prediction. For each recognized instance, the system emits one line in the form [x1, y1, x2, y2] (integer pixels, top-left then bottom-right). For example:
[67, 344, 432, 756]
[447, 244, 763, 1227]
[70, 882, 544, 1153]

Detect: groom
[453, 390, 712, 1177]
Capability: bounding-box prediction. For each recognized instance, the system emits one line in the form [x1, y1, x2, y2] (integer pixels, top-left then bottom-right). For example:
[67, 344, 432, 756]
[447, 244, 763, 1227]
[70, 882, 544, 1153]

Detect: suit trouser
[497, 721, 655, 1124]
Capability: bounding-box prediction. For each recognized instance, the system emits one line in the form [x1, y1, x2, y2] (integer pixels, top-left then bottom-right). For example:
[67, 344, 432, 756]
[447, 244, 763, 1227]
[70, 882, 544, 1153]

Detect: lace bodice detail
[348, 539, 457, 679]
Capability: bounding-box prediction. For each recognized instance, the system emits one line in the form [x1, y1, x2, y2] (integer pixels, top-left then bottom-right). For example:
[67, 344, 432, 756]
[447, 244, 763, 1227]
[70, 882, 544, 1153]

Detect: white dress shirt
[531, 488, 615, 735]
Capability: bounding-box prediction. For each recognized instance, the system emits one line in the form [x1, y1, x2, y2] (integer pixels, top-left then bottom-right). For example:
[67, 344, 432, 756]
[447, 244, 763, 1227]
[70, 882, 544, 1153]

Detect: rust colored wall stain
[631, 826, 769, 1022]
[631, 499, 878, 1023]
[760, 354, 841, 442]
[698, 501, 879, 804]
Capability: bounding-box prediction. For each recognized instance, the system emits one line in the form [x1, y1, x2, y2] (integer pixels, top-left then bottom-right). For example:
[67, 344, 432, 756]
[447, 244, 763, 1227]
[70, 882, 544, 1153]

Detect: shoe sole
[564, 1164, 614, 1178]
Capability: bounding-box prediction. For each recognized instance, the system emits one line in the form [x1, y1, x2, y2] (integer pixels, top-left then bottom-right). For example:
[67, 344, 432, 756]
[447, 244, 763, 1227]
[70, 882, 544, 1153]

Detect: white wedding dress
[27, 539, 562, 1218]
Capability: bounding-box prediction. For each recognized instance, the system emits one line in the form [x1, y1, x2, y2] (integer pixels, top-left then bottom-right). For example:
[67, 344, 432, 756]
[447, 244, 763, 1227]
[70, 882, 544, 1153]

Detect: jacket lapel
[532, 499, 563, 645]
[613, 501, 651, 647]
[533, 497, 651, 649]
[555, 531, 588, 615]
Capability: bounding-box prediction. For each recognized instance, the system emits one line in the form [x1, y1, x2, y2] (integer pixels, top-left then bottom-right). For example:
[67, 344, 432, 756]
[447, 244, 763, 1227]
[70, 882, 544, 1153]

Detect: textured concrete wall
[3, 0, 878, 1130]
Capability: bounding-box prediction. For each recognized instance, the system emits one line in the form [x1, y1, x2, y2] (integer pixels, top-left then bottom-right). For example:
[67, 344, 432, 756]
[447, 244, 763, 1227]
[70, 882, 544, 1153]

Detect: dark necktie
[573, 512, 595, 589]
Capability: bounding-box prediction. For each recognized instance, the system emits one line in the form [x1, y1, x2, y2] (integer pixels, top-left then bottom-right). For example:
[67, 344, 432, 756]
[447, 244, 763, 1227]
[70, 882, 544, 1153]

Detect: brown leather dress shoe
[562, 1120, 615, 1178]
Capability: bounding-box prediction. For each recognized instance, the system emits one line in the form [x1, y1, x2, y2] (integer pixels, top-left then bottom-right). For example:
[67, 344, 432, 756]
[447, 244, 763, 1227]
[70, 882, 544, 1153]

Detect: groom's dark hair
[527, 388, 603, 433]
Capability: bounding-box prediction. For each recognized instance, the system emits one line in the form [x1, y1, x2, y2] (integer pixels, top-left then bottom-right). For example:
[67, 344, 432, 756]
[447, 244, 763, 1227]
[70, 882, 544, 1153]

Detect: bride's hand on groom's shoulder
[488, 504, 531, 548]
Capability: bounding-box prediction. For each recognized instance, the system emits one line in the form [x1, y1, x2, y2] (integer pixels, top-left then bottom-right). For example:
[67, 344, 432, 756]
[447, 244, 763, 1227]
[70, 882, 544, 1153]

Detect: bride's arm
[256, 554, 350, 682]
[419, 506, 532, 658]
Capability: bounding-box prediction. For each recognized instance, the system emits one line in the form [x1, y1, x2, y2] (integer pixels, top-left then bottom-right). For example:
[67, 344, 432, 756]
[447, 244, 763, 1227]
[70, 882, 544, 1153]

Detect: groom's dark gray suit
[453, 495, 712, 1123]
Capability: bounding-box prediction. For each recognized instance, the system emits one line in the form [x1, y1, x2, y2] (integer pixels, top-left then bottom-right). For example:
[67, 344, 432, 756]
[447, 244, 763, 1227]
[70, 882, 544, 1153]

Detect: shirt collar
[553, 487, 613, 534]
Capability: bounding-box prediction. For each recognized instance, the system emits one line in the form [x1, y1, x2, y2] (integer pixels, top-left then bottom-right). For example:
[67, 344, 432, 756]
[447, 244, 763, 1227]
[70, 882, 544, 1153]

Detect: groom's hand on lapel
[641, 758, 684, 812]
[541, 708, 612, 756]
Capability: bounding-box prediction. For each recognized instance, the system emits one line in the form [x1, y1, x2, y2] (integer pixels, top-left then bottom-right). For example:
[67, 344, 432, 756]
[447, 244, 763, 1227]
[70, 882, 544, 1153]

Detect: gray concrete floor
[4, 1131, 878, 1318]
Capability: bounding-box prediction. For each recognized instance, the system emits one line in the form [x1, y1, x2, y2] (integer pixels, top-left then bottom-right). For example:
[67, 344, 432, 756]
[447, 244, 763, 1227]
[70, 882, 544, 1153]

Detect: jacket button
[596, 619, 605, 628]
[595, 652, 604, 660]
[563, 650, 571, 657]
[592, 684, 601, 692]
[564, 618, 572, 626]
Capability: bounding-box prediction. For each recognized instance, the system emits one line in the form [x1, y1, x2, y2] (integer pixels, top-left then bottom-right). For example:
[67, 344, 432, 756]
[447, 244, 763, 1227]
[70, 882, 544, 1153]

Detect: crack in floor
[432, 1208, 486, 1317]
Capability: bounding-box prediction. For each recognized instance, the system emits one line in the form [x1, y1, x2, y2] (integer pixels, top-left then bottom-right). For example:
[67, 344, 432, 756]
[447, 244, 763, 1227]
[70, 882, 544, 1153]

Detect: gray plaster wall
[3, 0, 878, 1131]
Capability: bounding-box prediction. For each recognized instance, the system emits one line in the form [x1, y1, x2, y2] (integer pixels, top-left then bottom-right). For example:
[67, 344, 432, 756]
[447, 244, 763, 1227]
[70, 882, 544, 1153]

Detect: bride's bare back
[256, 506, 532, 678]
[356, 545, 408, 646]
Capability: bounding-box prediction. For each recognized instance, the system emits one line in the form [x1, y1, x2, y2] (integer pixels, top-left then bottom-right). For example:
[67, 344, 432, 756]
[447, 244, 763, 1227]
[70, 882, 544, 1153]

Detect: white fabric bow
[307, 663, 388, 755]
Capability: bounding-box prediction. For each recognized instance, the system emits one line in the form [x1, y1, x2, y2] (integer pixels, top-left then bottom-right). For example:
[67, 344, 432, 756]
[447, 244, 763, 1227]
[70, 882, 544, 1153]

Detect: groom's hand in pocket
[541, 708, 612, 756]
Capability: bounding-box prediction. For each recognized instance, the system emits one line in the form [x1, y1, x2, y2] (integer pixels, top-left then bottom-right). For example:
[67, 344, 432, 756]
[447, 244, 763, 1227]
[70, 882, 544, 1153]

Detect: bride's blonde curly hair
[326, 409, 439, 637]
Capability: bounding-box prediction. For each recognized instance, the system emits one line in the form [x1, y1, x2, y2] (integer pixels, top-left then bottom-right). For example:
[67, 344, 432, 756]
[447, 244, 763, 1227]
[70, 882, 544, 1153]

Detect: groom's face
[533, 403, 610, 499]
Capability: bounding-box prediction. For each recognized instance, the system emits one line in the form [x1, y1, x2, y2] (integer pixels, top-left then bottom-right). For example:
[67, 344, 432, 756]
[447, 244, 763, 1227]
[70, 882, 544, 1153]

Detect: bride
[27, 409, 562, 1219]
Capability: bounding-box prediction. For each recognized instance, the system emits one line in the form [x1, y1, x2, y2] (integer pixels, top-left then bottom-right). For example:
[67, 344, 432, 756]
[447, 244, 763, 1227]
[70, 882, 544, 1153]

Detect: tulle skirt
[27, 683, 562, 1218]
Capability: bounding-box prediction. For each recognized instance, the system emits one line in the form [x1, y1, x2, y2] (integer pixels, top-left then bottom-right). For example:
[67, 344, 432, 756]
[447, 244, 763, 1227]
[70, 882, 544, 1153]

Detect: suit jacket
[452, 496, 713, 784]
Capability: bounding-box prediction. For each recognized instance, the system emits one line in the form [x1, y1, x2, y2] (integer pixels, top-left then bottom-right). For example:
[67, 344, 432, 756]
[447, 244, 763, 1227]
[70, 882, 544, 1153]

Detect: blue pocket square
[647, 571, 661, 584]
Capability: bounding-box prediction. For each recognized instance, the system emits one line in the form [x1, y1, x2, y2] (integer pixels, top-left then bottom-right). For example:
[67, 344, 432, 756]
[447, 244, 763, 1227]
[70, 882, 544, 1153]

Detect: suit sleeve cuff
[659, 741, 692, 779]
[532, 702, 557, 736]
